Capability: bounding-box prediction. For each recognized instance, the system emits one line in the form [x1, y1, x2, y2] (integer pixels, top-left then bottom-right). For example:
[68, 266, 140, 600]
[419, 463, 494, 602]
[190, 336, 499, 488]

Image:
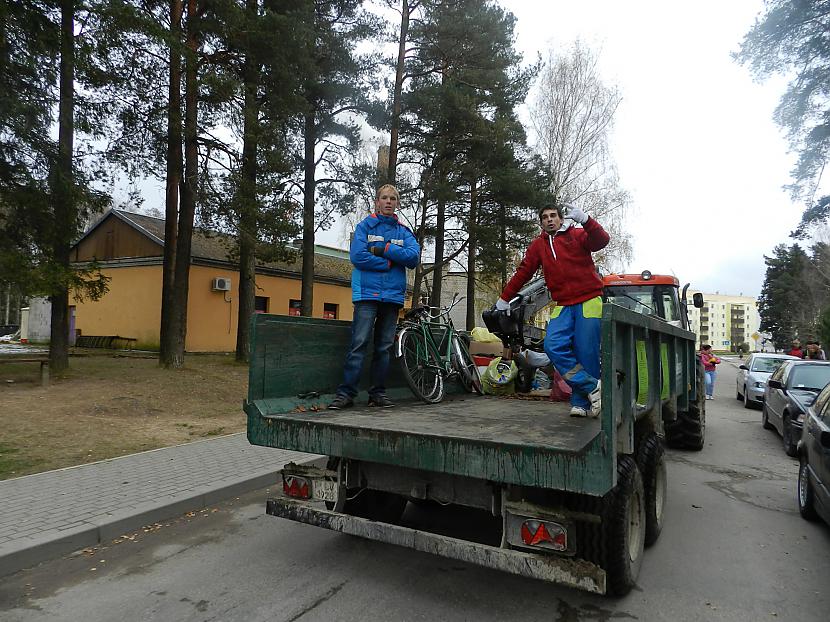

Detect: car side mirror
[767, 379, 783, 390]
[821, 430, 830, 450]
[693, 293, 704, 308]
[739, 365, 749, 371]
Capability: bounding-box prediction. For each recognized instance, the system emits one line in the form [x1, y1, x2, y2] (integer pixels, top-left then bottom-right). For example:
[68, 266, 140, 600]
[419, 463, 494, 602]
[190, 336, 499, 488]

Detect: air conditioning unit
[211, 277, 231, 292]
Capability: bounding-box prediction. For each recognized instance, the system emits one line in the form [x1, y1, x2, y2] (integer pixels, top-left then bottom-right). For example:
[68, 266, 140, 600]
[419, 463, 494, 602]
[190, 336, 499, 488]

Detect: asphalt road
[2, 358, 830, 621]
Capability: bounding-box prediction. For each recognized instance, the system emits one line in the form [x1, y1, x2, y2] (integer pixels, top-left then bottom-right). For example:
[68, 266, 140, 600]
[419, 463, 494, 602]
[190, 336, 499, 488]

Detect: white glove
[495, 298, 510, 312]
[566, 205, 588, 224]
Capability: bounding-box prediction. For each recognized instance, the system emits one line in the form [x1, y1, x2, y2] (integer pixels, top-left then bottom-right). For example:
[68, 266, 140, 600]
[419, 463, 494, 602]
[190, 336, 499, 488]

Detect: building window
[289, 299, 302, 317]
[255, 296, 269, 314]
[323, 303, 338, 320]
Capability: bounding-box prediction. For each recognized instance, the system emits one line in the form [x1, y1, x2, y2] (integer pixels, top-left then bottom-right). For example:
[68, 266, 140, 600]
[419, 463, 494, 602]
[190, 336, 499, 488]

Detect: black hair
[537, 203, 563, 220]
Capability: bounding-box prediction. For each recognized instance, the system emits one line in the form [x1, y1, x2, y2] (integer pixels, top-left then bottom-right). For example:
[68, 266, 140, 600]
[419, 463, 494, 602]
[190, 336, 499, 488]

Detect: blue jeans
[337, 301, 401, 399]
[704, 370, 716, 397]
[543, 297, 602, 409]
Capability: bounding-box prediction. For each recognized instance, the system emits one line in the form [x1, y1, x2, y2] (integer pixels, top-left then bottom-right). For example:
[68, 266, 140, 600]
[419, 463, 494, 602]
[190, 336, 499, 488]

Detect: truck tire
[666, 361, 705, 451]
[798, 457, 818, 521]
[636, 433, 666, 547]
[604, 455, 646, 597]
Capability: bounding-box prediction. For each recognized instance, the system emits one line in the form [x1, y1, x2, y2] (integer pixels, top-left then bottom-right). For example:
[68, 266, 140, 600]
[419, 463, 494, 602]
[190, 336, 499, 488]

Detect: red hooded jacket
[501, 217, 610, 307]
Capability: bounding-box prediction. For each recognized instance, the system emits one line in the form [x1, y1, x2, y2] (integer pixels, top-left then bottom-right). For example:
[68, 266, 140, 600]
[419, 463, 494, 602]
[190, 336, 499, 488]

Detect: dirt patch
[0, 352, 249, 480]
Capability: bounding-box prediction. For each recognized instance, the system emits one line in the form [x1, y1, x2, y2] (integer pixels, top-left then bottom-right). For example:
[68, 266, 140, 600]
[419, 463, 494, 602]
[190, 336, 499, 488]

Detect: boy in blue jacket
[328, 185, 421, 409]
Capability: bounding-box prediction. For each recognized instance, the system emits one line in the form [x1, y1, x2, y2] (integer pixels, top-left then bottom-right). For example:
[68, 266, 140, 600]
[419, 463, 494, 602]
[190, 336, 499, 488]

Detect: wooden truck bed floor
[246, 394, 606, 491]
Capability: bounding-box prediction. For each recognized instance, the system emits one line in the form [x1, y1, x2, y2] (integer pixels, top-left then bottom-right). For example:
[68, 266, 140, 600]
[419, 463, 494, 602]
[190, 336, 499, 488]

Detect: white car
[736, 352, 800, 409]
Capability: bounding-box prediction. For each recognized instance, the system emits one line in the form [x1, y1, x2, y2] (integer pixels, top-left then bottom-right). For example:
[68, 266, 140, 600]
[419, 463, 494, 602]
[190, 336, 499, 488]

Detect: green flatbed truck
[244, 302, 704, 596]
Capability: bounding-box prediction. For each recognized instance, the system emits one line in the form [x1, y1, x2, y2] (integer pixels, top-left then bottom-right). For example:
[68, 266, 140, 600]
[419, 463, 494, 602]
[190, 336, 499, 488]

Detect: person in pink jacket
[700, 344, 721, 400]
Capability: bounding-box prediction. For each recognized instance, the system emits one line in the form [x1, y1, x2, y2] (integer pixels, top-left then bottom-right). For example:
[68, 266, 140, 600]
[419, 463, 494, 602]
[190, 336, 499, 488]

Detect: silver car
[736, 353, 800, 409]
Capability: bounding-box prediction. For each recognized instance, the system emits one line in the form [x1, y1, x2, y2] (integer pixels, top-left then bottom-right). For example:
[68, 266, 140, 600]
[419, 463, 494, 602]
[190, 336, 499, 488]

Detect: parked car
[736, 353, 799, 409]
[797, 382, 830, 527]
[764, 360, 830, 456]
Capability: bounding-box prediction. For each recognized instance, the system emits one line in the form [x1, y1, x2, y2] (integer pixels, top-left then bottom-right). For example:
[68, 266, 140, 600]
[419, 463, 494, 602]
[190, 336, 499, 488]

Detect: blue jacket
[350, 212, 420, 305]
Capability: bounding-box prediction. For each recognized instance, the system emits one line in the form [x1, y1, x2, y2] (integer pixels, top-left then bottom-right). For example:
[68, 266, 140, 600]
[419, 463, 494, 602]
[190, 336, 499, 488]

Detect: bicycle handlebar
[406, 294, 465, 323]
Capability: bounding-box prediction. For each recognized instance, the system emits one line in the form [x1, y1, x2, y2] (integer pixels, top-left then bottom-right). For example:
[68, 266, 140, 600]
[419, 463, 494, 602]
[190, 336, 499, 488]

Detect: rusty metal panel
[266, 497, 606, 595]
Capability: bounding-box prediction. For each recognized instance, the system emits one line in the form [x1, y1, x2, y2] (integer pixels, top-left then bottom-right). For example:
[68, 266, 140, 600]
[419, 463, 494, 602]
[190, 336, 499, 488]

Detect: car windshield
[789, 365, 830, 391]
[752, 357, 789, 373]
[605, 287, 656, 315]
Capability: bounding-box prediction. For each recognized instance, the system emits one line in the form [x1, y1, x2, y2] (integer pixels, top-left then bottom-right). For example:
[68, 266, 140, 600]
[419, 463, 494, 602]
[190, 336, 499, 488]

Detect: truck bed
[245, 394, 607, 492]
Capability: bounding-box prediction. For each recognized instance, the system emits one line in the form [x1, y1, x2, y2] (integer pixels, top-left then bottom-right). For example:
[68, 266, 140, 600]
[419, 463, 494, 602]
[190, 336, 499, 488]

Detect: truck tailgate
[246, 395, 610, 493]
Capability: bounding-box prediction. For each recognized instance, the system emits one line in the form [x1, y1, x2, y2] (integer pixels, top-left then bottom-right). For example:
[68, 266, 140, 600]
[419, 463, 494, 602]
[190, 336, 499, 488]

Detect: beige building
[686, 291, 761, 353]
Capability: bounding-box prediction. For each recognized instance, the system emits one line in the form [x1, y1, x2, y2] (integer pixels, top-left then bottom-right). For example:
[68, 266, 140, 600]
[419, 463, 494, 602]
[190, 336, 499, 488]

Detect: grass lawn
[0, 352, 249, 480]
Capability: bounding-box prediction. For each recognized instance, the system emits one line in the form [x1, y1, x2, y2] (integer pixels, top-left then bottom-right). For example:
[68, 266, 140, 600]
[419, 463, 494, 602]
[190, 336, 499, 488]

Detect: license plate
[313, 479, 338, 502]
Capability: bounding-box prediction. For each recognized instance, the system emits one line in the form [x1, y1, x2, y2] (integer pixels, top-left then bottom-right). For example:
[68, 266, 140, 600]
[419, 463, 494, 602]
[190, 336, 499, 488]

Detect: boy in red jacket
[497, 203, 610, 417]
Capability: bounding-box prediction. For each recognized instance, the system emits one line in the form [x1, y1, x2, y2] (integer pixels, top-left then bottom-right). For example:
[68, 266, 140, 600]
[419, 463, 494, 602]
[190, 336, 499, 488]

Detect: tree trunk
[166, 0, 199, 369]
[159, 0, 183, 366]
[429, 195, 445, 309]
[499, 202, 507, 289]
[49, 0, 75, 374]
[465, 178, 477, 331]
[236, 0, 259, 363]
[301, 111, 316, 317]
[387, 0, 411, 185]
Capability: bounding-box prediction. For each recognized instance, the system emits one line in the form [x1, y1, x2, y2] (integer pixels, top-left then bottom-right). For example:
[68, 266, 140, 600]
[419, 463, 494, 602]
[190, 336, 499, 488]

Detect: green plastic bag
[481, 356, 518, 396]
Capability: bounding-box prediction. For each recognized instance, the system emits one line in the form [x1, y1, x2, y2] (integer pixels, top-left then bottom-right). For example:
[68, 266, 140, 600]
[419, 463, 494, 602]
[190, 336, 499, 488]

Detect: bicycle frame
[399, 297, 464, 378]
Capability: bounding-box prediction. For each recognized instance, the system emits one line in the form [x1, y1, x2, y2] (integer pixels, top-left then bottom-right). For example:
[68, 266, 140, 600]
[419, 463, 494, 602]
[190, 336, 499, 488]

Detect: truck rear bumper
[266, 496, 606, 595]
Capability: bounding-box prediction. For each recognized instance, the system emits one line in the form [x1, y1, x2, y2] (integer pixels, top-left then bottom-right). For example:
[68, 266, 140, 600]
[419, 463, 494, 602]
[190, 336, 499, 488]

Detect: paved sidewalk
[0, 433, 317, 578]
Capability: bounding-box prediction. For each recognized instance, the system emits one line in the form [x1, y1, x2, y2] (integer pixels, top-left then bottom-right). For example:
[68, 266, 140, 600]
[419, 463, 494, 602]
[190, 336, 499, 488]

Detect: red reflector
[520, 519, 566, 550]
[283, 476, 311, 499]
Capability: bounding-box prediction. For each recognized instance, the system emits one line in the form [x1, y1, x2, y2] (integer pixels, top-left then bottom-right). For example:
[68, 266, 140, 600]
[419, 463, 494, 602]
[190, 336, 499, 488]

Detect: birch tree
[530, 41, 632, 271]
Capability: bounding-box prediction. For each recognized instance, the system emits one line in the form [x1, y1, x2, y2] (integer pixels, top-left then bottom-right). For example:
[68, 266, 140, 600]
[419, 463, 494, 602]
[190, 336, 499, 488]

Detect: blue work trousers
[543, 297, 602, 409]
[337, 301, 401, 399]
[704, 370, 716, 397]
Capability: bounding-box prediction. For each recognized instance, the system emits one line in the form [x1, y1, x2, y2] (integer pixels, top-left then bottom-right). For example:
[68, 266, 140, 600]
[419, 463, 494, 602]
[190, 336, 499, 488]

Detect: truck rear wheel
[666, 361, 705, 451]
[636, 433, 666, 547]
[604, 455, 646, 597]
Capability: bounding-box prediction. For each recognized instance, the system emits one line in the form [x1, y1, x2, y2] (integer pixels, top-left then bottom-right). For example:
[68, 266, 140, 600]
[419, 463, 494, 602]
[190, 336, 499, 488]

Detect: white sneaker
[570, 406, 588, 417]
[589, 380, 601, 417]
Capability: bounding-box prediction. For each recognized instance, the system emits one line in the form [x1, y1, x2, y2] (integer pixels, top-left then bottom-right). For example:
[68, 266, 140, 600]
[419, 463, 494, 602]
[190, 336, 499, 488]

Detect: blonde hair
[376, 184, 399, 201]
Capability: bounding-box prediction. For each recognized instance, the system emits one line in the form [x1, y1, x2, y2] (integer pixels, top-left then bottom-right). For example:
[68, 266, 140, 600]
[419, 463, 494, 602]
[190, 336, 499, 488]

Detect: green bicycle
[395, 294, 483, 403]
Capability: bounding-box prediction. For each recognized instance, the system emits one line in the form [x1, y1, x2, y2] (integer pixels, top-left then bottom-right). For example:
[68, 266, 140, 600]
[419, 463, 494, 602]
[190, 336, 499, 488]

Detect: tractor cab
[602, 271, 703, 332]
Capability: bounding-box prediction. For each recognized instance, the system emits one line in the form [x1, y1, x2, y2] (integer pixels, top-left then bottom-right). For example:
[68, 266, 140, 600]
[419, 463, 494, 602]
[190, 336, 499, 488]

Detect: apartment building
[686, 291, 761, 352]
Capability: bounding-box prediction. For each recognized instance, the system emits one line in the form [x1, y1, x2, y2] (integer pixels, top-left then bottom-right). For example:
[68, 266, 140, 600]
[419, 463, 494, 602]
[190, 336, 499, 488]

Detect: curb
[0, 455, 322, 578]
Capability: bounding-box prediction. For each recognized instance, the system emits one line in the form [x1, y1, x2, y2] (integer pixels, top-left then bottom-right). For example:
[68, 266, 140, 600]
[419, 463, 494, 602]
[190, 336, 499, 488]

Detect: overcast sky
[502, 0, 808, 298]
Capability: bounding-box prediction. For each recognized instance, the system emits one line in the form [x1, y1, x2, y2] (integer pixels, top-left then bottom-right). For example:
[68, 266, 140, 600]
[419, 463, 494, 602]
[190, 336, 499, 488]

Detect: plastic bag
[470, 326, 503, 344]
[481, 356, 518, 395]
[548, 368, 572, 402]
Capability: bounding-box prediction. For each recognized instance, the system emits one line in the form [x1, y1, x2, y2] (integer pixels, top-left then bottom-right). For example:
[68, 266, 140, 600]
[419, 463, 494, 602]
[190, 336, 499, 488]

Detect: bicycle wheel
[451, 334, 483, 395]
[397, 328, 444, 403]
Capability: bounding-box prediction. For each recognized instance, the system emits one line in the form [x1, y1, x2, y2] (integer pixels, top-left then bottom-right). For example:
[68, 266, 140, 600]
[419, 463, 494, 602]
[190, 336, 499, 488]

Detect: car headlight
[753, 381, 764, 388]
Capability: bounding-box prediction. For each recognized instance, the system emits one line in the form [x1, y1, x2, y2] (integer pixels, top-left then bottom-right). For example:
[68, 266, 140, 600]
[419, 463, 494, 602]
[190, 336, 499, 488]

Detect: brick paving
[0, 433, 316, 577]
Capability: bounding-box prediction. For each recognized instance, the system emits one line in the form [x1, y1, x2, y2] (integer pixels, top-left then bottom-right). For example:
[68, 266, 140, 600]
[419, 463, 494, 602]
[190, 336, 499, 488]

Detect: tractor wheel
[603, 455, 646, 597]
[666, 361, 705, 451]
[636, 433, 666, 547]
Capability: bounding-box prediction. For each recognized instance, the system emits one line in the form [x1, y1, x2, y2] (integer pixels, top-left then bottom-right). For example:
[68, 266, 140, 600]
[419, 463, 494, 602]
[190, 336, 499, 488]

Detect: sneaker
[368, 394, 395, 408]
[570, 406, 588, 417]
[589, 380, 602, 417]
[328, 394, 354, 410]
